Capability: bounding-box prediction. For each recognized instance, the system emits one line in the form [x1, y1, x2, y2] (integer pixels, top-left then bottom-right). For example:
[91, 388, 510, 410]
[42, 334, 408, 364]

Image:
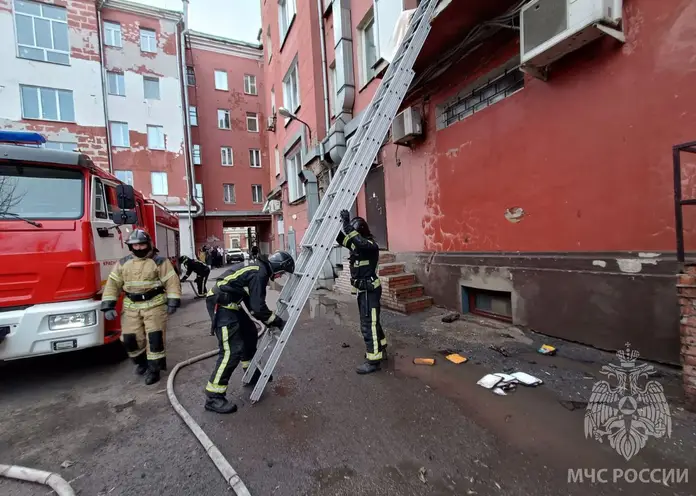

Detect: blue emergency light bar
[0, 130, 47, 145]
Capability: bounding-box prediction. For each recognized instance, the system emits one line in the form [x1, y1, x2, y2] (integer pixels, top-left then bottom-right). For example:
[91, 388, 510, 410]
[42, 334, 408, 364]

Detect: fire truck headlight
[48, 311, 97, 331]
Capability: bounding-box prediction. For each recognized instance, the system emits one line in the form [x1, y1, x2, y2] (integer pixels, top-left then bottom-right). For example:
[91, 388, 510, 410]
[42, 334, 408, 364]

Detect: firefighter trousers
[356, 286, 386, 363]
[120, 304, 168, 370]
[194, 272, 209, 295]
[205, 307, 259, 397]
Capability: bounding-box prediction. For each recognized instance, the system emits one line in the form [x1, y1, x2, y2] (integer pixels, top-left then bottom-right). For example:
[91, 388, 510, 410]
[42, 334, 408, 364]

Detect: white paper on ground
[477, 373, 517, 390]
[511, 371, 543, 386]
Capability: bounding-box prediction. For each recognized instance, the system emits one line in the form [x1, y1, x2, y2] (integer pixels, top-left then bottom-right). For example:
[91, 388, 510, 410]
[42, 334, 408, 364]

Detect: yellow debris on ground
[445, 353, 467, 364]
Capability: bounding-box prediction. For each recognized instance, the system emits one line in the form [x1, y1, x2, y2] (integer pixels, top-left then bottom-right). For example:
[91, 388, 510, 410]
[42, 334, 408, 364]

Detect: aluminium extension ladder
[242, 0, 439, 403]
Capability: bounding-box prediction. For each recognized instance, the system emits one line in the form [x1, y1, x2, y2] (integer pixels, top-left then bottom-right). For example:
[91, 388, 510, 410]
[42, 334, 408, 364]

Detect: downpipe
[0, 464, 75, 496]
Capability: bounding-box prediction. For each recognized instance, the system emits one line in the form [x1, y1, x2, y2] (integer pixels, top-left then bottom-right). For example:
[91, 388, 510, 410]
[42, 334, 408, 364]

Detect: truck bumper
[0, 299, 105, 361]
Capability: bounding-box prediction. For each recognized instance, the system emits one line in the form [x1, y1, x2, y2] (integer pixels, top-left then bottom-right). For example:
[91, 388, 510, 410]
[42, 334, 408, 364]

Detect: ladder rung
[301, 243, 314, 248]
[294, 272, 306, 277]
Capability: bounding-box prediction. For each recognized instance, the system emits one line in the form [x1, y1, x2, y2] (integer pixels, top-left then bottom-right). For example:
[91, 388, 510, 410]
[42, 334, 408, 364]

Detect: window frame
[186, 66, 196, 86]
[221, 146, 233, 166]
[20, 85, 75, 122]
[140, 28, 157, 53]
[146, 125, 165, 150]
[246, 112, 259, 133]
[249, 148, 261, 168]
[109, 121, 130, 148]
[282, 58, 300, 114]
[114, 169, 134, 186]
[274, 146, 281, 177]
[106, 71, 126, 97]
[150, 171, 169, 196]
[358, 10, 378, 86]
[285, 146, 305, 203]
[214, 70, 228, 91]
[278, 0, 297, 43]
[217, 109, 231, 129]
[14, 0, 71, 66]
[189, 106, 198, 126]
[103, 21, 122, 48]
[251, 184, 263, 204]
[192, 144, 201, 165]
[244, 74, 258, 95]
[143, 76, 160, 100]
[223, 183, 236, 204]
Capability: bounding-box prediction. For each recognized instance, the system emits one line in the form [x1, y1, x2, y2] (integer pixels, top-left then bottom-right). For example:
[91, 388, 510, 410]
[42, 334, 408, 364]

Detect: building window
[249, 149, 261, 168]
[194, 183, 203, 202]
[286, 147, 305, 202]
[270, 87, 276, 114]
[151, 171, 168, 196]
[278, 0, 296, 40]
[252, 184, 263, 204]
[328, 63, 337, 117]
[221, 147, 233, 166]
[186, 66, 196, 86]
[106, 71, 125, 96]
[189, 106, 198, 126]
[217, 109, 231, 129]
[192, 144, 201, 165]
[440, 66, 524, 129]
[14, 0, 70, 65]
[266, 26, 272, 62]
[214, 70, 228, 91]
[246, 112, 259, 132]
[45, 141, 77, 151]
[115, 170, 134, 186]
[143, 76, 160, 100]
[358, 10, 378, 85]
[20, 85, 74, 122]
[140, 28, 157, 53]
[104, 21, 122, 47]
[110, 121, 129, 147]
[147, 125, 164, 150]
[374, 0, 405, 62]
[274, 146, 280, 177]
[465, 287, 513, 322]
[244, 74, 257, 95]
[282, 59, 300, 114]
[223, 184, 236, 204]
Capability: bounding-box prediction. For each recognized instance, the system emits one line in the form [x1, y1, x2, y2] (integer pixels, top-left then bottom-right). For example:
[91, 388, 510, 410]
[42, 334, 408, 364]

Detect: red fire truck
[0, 131, 180, 361]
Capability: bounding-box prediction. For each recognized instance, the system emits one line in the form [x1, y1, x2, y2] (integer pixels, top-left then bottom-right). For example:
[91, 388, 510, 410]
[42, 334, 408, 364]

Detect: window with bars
[223, 184, 235, 204]
[440, 67, 524, 129]
[218, 109, 231, 129]
[249, 149, 261, 168]
[14, 0, 70, 65]
[252, 184, 263, 204]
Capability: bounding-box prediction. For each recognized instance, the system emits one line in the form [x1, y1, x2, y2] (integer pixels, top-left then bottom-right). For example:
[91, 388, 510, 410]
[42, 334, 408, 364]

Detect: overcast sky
[138, 0, 262, 44]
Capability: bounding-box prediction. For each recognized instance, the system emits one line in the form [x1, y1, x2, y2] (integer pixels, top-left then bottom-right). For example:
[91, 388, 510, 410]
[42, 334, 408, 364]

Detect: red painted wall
[382, 0, 696, 254]
[188, 46, 267, 213]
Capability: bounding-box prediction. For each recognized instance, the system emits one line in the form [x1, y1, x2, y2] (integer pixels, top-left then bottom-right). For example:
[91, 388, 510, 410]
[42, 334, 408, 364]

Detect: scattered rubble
[441, 312, 460, 323]
[413, 358, 435, 366]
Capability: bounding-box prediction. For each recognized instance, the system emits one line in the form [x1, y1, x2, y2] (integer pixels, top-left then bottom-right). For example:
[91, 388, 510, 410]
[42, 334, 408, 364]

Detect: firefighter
[250, 245, 259, 262]
[337, 209, 387, 374]
[204, 250, 295, 414]
[101, 229, 182, 385]
[179, 254, 210, 297]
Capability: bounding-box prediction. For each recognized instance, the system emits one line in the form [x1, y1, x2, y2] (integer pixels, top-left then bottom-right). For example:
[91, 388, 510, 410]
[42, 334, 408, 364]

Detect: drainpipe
[95, 0, 114, 173]
[317, 0, 330, 133]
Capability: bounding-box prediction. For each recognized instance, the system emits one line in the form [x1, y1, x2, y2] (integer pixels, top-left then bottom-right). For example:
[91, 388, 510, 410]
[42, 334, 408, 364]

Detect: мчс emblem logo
[584, 343, 672, 461]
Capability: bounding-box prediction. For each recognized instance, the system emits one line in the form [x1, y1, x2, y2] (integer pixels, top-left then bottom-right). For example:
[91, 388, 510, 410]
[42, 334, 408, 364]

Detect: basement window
[463, 287, 512, 323]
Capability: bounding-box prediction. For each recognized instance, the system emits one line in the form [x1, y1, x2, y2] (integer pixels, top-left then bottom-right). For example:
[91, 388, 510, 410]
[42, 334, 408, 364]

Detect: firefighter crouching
[179, 254, 210, 297]
[101, 229, 182, 385]
[337, 209, 387, 374]
[204, 250, 295, 414]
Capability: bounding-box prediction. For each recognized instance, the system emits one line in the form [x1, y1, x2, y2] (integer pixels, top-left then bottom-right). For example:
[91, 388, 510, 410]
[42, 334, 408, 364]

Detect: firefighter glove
[167, 298, 180, 315]
[273, 317, 286, 330]
[340, 209, 350, 224]
[103, 309, 118, 321]
[167, 304, 178, 315]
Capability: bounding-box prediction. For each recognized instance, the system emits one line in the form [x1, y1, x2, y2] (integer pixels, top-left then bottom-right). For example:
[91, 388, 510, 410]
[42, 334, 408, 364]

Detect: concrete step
[383, 296, 434, 314]
[379, 252, 396, 264]
[381, 273, 416, 290]
[388, 284, 425, 300]
[378, 262, 405, 276]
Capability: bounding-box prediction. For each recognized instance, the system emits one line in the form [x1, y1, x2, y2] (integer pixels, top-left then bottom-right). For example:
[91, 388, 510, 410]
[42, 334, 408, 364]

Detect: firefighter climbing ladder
[242, 0, 439, 403]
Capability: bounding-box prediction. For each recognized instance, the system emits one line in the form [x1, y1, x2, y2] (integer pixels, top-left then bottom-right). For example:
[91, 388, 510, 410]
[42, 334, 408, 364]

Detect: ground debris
[413, 358, 435, 366]
[341, 342, 350, 348]
[60, 460, 74, 469]
[489, 345, 509, 357]
[113, 398, 136, 412]
[441, 312, 460, 323]
[418, 466, 427, 483]
[559, 400, 588, 411]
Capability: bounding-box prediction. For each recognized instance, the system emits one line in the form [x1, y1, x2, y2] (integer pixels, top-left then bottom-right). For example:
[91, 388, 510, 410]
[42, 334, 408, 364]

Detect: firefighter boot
[356, 361, 381, 375]
[205, 396, 238, 414]
[144, 361, 161, 385]
[134, 353, 148, 376]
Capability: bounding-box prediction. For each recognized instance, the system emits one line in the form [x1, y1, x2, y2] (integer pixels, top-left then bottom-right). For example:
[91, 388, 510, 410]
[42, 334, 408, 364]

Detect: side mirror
[116, 184, 136, 210]
[112, 209, 138, 225]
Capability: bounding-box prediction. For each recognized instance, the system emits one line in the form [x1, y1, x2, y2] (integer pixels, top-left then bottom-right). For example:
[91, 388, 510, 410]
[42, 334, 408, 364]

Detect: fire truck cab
[0, 131, 180, 361]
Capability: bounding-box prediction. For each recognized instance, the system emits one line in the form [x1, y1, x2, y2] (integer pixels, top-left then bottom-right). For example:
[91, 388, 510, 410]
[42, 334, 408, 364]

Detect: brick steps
[334, 252, 433, 314]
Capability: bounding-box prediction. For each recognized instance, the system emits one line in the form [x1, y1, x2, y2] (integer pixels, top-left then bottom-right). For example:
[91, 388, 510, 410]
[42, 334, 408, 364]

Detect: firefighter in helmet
[179, 254, 210, 297]
[337, 209, 387, 374]
[204, 250, 295, 414]
[101, 229, 182, 385]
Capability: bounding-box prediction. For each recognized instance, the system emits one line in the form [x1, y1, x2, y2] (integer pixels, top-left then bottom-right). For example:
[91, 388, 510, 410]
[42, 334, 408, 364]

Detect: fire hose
[0, 464, 75, 495]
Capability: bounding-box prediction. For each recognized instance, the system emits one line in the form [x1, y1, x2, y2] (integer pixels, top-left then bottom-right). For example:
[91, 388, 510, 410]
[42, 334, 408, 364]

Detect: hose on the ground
[0, 464, 75, 496]
[167, 350, 252, 496]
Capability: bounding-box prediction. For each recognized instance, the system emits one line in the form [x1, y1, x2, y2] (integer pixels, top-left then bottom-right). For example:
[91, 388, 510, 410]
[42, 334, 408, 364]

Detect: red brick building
[261, 0, 696, 363]
[185, 30, 271, 253]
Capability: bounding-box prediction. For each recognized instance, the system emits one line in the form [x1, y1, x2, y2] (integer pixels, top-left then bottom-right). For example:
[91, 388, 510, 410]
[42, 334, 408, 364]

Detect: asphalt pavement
[1, 268, 695, 495]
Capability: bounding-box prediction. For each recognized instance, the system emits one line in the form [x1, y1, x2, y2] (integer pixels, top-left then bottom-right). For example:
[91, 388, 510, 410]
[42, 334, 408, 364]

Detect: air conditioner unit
[520, 0, 624, 79]
[266, 115, 276, 132]
[391, 107, 422, 146]
[268, 199, 281, 213]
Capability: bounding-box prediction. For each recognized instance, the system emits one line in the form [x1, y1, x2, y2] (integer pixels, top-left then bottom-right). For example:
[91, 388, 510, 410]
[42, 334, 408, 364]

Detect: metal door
[365, 165, 388, 249]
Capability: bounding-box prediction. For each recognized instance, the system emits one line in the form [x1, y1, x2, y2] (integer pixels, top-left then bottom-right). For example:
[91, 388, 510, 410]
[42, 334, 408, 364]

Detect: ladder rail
[247, 0, 439, 403]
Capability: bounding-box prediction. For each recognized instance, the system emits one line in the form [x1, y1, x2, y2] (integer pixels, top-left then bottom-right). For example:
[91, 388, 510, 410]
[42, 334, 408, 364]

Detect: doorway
[365, 165, 388, 249]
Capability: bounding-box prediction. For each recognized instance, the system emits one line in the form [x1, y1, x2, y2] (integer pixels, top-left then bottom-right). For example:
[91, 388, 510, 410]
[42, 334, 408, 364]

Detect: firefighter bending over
[179, 254, 210, 297]
[337, 209, 387, 374]
[204, 251, 295, 414]
[101, 229, 182, 385]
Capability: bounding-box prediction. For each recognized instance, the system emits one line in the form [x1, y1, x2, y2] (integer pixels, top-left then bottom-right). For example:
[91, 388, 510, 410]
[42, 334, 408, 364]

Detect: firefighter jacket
[336, 228, 381, 292]
[183, 258, 210, 278]
[101, 254, 182, 310]
[207, 260, 282, 328]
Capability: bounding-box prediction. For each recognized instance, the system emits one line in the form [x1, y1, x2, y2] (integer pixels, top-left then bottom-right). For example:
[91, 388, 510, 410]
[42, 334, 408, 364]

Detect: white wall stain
[592, 260, 607, 268]
[617, 258, 658, 273]
[638, 252, 661, 258]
